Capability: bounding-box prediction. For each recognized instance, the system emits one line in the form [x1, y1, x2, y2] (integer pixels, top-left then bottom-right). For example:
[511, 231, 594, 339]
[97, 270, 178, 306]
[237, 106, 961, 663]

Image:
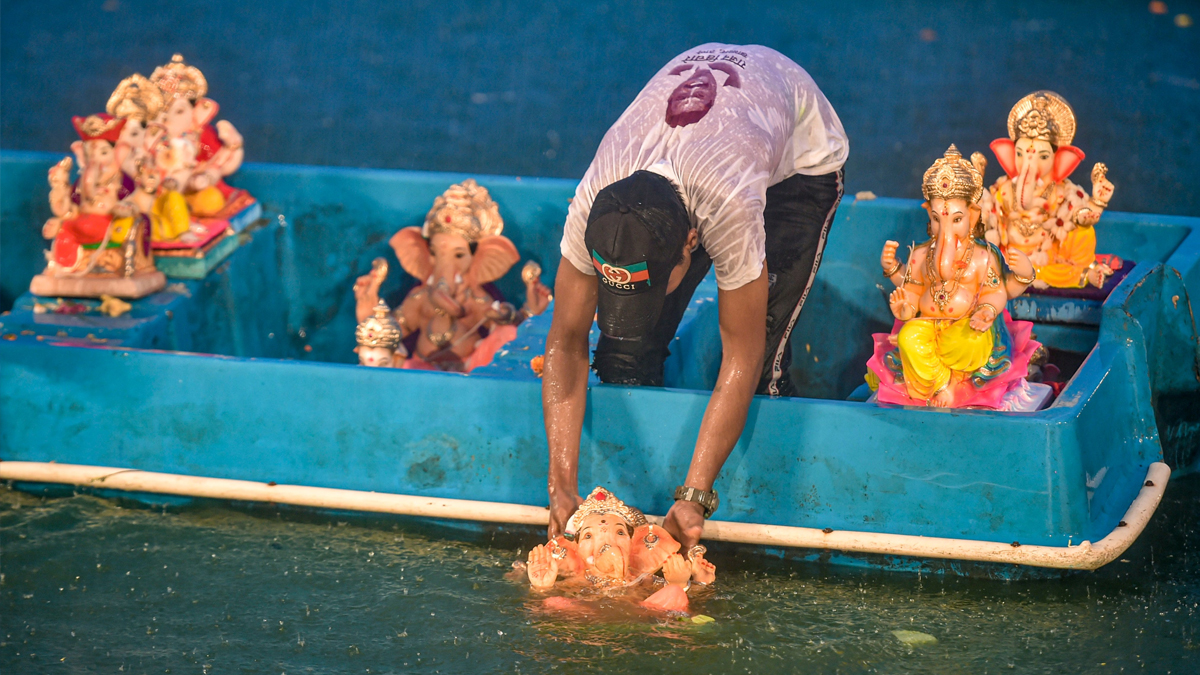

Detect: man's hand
[547, 491, 583, 539]
[663, 499, 706, 550]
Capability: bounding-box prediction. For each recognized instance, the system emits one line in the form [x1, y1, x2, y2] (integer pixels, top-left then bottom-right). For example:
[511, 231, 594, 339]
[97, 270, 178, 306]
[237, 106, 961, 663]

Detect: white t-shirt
[561, 44, 849, 291]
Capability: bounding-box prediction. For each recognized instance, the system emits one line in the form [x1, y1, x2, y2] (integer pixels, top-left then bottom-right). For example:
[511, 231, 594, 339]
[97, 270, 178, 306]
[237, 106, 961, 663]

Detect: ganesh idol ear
[70, 141, 85, 168]
[389, 226, 434, 281]
[989, 139, 1017, 178]
[1052, 145, 1086, 183]
[550, 535, 586, 578]
[628, 524, 681, 576]
[113, 143, 131, 172]
[468, 235, 520, 285]
[192, 98, 220, 127]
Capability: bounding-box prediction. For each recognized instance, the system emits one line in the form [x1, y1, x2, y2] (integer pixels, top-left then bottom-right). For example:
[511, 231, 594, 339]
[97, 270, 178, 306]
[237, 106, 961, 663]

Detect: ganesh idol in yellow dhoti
[978, 91, 1118, 290]
[868, 146, 1041, 409]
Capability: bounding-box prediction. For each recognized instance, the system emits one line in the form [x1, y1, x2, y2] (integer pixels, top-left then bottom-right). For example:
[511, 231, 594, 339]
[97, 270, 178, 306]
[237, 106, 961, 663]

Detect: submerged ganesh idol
[979, 91, 1117, 289]
[523, 487, 716, 614]
[353, 180, 552, 372]
[869, 146, 1040, 409]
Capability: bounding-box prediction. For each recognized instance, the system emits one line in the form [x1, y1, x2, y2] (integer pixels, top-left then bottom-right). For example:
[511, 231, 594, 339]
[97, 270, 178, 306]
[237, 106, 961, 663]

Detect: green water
[2, 478, 1198, 674]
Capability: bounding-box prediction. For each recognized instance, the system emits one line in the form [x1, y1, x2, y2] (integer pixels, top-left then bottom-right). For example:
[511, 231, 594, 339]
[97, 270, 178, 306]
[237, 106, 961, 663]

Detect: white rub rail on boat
[0, 460, 1170, 571]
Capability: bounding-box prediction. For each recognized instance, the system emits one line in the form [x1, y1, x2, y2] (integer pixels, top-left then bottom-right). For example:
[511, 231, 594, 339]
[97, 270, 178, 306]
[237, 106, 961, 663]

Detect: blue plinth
[1, 218, 289, 357]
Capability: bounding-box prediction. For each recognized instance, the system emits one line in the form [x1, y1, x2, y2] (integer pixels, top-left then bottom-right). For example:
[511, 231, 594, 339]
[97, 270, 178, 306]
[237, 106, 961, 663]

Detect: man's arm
[542, 258, 597, 537]
[663, 267, 769, 548]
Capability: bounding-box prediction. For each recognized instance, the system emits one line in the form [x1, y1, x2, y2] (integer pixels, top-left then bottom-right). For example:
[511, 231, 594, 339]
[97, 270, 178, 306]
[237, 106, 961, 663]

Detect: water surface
[3, 476, 1197, 673]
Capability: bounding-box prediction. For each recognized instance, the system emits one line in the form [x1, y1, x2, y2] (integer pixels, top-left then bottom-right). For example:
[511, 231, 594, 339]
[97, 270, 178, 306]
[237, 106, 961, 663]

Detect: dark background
[2, 0, 1198, 215]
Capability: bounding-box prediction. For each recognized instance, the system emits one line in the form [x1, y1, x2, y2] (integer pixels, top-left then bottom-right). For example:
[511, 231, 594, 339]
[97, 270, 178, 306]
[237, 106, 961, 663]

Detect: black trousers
[591, 169, 844, 396]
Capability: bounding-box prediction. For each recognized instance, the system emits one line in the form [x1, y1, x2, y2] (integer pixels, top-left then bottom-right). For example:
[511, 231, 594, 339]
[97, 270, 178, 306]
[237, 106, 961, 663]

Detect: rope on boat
[0, 460, 1170, 571]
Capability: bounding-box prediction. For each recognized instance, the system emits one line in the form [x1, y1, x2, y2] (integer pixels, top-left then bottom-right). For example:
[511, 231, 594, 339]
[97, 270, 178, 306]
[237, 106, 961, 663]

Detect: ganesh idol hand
[1005, 248, 1034, 281]
[48, 157, 72, 189]
[661, 554, 692, 588]
[353, 262, 387, 322]
[526, 544, 559, 590]
[1086, 261, 1113, 289]
[42, 217, 63, 240]
[215, 120, 244, 149]
[689, 551, 716, 584]
[969, 303, 999, 332]
[1091, 163, 1114, 207]
[524, 282, 553, 317]
[188, 169, 218, 192]
[112, 200, 137, 219]
[1074, 208, 1102, 228]
[880, 240, 901, 276]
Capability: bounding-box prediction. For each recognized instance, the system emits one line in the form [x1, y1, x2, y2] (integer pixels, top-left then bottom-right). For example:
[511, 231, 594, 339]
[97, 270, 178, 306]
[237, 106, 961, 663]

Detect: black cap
[584, 171, 691, 338]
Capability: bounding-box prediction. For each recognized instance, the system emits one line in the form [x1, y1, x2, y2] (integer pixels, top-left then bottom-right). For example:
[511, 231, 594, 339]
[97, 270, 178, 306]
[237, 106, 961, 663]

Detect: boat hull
[3, 150, 1199, 577]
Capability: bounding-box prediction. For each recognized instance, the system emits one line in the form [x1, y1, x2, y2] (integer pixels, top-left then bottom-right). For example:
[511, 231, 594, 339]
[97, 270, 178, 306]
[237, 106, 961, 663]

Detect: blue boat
[2, 149, 1198, 577]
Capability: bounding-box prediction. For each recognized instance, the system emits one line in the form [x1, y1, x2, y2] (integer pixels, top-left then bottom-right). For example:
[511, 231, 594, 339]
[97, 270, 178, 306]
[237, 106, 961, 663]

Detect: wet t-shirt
[561, 44, 849, 291]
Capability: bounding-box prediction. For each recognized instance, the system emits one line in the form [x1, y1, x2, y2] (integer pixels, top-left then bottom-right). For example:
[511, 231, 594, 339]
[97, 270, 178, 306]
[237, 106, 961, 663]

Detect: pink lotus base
[867, 311, 1040, 409]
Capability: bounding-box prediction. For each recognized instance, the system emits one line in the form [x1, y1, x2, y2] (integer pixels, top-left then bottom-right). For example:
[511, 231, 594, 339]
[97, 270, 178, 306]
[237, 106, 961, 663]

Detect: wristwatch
[674, 485, 719, 518]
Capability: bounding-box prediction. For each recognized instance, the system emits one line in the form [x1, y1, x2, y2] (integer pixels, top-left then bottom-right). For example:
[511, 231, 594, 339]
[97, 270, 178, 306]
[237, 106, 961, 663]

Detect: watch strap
[673, 485, 719, 518]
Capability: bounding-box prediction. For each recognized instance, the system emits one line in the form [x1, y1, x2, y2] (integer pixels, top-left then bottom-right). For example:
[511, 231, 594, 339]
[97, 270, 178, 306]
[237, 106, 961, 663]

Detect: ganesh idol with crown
[30, 113, 165, 299]
[977, 91, 1117, 290]
[352, 179, 552, 372]
[147, 54, 252, 219]
[522, 487, 716, 614]
[867, 146, 1041, 409]
[105, 73, 192, 246]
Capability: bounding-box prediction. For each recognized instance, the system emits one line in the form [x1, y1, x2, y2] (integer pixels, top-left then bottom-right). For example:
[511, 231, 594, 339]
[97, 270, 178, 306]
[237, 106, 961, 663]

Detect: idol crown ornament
[922, 145, 983, 205]
[355, 299, 403, 351]
[150, 53, 208, 101]
[106, 74, 165, 123]
[1007, 90, 1076, 147]
[422, 179, 504, 244]
[565, 486, 648, 539]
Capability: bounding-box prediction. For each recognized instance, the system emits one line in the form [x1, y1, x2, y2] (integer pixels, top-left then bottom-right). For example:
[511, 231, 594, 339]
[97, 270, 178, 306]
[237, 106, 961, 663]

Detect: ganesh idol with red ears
[977, 91, 1117, 290]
